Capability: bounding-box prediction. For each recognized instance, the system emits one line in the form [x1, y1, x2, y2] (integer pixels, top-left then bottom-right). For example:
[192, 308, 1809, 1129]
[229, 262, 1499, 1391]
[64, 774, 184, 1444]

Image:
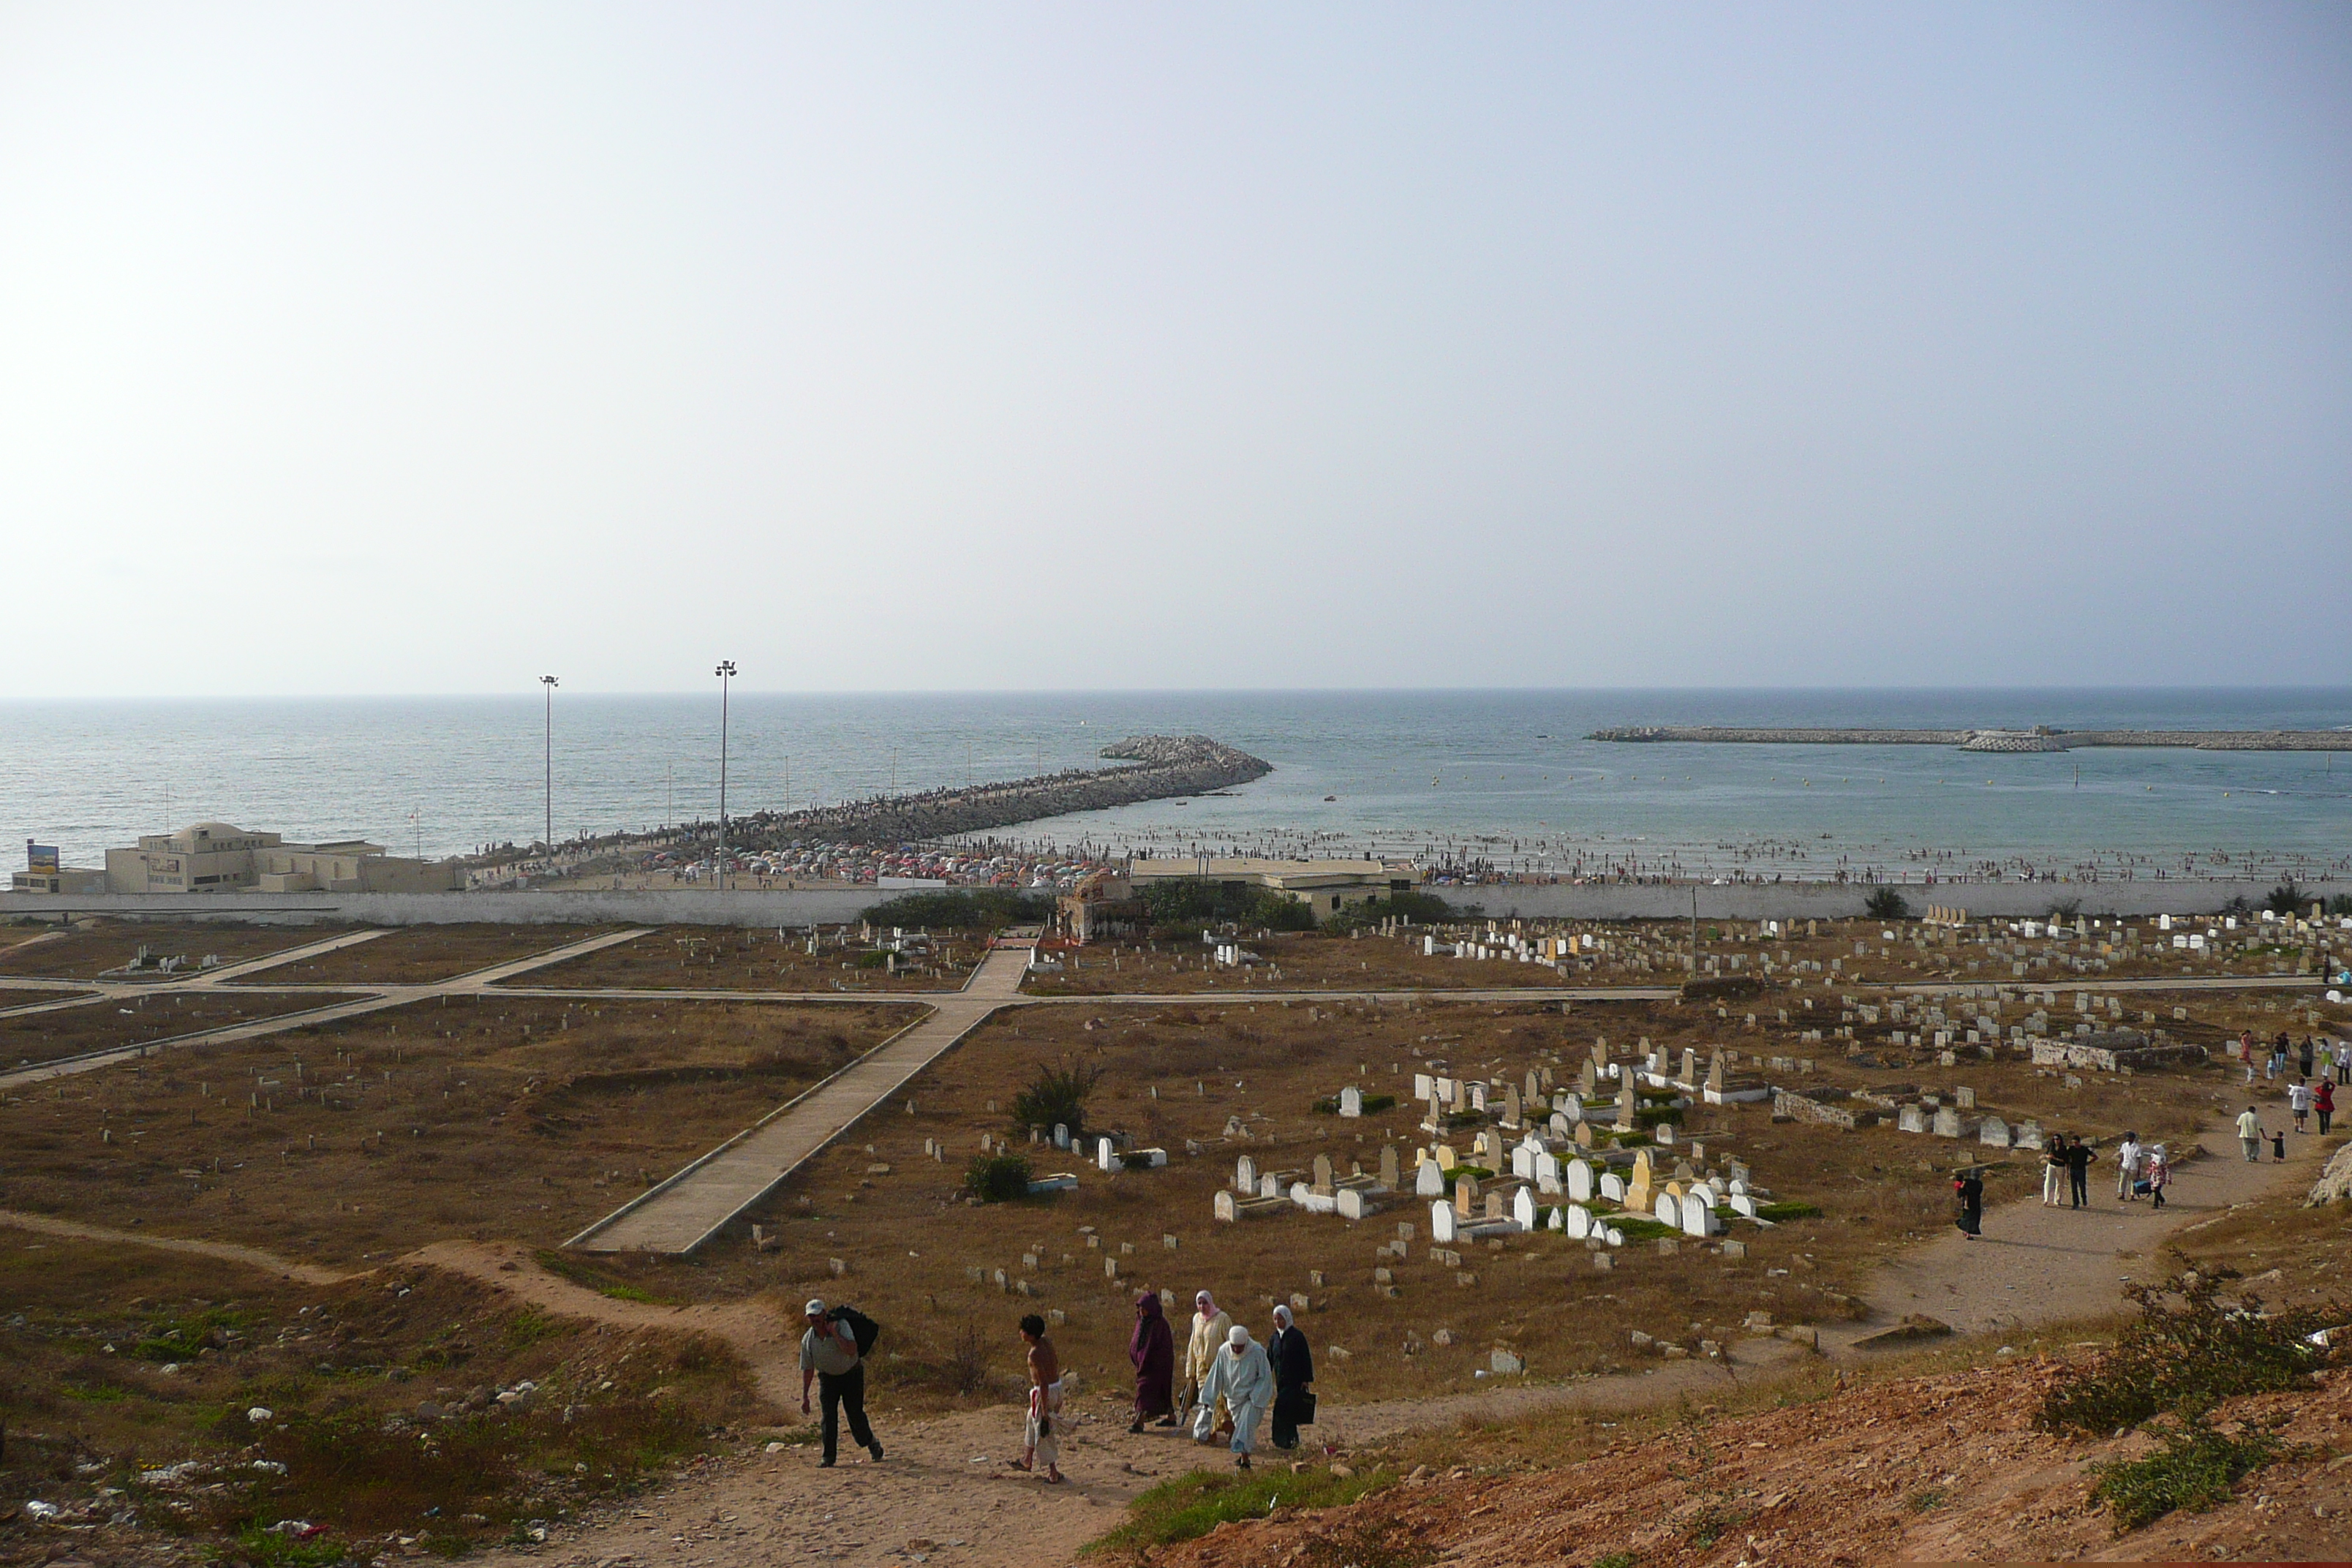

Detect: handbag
[1298, 1389, 1317, 1425]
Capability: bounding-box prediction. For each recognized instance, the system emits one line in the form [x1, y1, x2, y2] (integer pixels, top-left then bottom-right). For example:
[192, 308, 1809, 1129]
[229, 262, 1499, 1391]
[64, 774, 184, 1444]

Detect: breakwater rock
[728, 735, 1272, 848]
[1588, 725, 2352, 752]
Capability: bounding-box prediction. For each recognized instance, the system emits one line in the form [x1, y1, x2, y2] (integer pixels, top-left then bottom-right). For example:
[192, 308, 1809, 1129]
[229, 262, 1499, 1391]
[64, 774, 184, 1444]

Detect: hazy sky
[4, 4, 2345, 696]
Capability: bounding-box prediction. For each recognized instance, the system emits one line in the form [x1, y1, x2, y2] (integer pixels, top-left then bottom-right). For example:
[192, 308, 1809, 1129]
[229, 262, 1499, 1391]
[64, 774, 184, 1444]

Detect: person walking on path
[2300, 1036, 2315, 1081]
[1192, 1324, 1273, 1469]
[2065, 1135, 2097, 1209]
[799, 1299, 883, 1469]
[2146, 1143, 2170, 1209]
[2238, 1105, 2264, 1161]
[1128, 1291, 1175, 1433]
[2114, 1134, 2141, 1202]
[2272, 1125, 2288, 1161]
[2318, 1077, 2336, 1137]
[2041, 1137, 2068, 1207]
[1016, 1313, 1066, 1483]
[1267, 1303, 1314, 1451]
[2291, 1079, 2313, 1134]
[1953, 1166, 1984, 1239]
[1183, 1291, 1233, 1438]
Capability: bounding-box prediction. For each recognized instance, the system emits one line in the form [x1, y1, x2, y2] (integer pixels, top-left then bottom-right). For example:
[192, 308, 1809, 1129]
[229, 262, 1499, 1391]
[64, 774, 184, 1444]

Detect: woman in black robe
[1128, 1291, 1176, 1433]
[1267, 1303, 1314, 1450]
[1953, 1166, 1983, 1240]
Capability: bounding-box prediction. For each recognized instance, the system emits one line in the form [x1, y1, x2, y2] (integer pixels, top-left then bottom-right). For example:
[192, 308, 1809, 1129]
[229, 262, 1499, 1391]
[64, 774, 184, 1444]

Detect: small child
[2270, 1128, 2288, 1162]
[2146, 1145, 2168, 1210]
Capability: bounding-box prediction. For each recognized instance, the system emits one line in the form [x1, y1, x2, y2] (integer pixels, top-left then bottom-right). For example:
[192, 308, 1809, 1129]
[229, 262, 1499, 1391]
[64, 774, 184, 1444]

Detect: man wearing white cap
[1191, 1324, 1273, 1469]
[799, 1298, 883, 1468]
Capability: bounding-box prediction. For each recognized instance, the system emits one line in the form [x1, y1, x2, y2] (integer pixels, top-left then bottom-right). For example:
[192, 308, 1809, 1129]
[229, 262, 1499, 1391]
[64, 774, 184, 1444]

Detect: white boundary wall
[0, 879, 2304, 928]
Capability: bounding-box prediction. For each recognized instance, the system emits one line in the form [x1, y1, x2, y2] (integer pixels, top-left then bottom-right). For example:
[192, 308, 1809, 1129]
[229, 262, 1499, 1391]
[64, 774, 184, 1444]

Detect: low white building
[102, 822, 462, 894]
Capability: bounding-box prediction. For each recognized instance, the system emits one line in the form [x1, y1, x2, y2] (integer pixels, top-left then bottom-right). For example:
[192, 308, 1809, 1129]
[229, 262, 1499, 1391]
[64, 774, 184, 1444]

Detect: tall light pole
[539, 676, 559, 855]
[715, 660, 736, 892]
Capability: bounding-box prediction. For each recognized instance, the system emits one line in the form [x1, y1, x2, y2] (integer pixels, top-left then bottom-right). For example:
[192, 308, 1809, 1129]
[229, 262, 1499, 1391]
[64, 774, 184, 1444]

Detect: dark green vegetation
[1139, 876, 1317, 935]
[2037, 1262, 2341, 1436]
[1323, 890, 1460, 930]
[1010, 1061, 1104, 1142]
[1089, 1466, 1394, 1552]
[860, 888, 1053, 930]
[962, 1150, 1033, 1203]
[1863, 887, 1912, 921]
[2091, 1417, 2299, 1533]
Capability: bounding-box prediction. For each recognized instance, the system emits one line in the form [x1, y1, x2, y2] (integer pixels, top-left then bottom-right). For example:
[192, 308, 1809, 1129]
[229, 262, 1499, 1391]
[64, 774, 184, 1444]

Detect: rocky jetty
[728, 735, 1272, 848]
[1588, 725, 2352, 751]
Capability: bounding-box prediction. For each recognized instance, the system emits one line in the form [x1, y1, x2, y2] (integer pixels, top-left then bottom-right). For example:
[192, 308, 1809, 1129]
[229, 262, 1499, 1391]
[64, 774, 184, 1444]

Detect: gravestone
[1235, 1155, 1259, 1194]
[1435, 1144, 1459, 1172]
[1979, 1116, 2012, 1149]
[1379, 1145, 1400, 1189]
[1312, 1154, 1335, 1195]
[1454, 1175, 1478, 1218]
[1415, 1161, 1445, 1198]
[1431, 1202, 1459, 1245]
[1512, 1187, 1538, 1232]
[1654, 1192, 1679, 1224]
[1615, 1079, 1638, 1131]
[1680, 1047, 1698, 1084]
[1680, 1191, 1719, 1237]
[1599, 1172, 1626, 1202]
[1566, 1157, 1594, 1204]
[1339, 1087, 1363, 1118]
[1564, 1204, 1592, 1240]
[1535, 1152, 1563, 1194]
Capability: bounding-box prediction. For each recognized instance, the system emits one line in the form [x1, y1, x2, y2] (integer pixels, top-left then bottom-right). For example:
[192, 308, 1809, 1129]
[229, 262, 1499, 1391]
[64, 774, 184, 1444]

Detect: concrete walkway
[567, 943, 1036, 1255]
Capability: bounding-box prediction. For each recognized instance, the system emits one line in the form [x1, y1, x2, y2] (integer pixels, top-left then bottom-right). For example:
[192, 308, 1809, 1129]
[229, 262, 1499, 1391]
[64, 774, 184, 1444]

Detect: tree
[1863, 887, 1911, 921]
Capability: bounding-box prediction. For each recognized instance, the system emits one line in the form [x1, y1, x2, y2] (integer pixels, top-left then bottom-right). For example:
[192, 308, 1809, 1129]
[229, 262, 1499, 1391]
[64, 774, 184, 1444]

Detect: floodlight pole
[540, 676, 559, 857]
[715, 661, 736, 892]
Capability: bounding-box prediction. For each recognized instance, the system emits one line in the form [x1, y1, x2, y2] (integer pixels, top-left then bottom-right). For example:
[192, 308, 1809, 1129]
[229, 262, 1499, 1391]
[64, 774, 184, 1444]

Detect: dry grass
[0, 919, 355, 980]
[233, 923, 619, 986]
[0, 995, 917, 1263]
[2165, 1131, 2352, 1311]
[1027, 932, 1580, 995]
[0, 1224, 769, 1558]
[0, 991, 372, 1071]
[520, 924, 983, 992]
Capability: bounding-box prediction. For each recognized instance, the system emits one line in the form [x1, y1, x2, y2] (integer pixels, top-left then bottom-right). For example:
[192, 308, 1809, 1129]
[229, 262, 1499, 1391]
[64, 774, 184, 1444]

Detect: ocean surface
[5, 689, 2349, 884]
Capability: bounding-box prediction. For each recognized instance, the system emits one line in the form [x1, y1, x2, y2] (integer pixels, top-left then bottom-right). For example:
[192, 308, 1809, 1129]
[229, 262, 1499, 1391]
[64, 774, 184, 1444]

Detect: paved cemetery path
[184, 925, 394, 984]
[567, 943, 1038, 1255]
[1828, 1118, 2341, 1347]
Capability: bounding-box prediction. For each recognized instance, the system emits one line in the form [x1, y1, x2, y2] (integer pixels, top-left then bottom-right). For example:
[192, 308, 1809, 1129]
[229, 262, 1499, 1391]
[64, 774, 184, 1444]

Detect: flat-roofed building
[102, 822, 462, 894]
[1125, 856, 1421, 919]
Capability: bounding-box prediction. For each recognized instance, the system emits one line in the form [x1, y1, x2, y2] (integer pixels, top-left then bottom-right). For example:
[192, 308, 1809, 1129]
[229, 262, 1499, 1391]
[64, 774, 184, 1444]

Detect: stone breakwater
[1588, 726, 2352, 752]
[725, 735, 1273, 848]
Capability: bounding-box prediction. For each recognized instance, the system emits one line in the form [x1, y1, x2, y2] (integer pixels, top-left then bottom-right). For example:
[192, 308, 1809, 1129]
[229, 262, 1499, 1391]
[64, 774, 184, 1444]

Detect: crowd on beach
[792, 1287, 1316, 1482]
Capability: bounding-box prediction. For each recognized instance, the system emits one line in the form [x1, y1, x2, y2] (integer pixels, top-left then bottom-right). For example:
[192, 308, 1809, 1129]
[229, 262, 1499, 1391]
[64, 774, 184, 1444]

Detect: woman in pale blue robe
[1192, 1324, 1273, 1468]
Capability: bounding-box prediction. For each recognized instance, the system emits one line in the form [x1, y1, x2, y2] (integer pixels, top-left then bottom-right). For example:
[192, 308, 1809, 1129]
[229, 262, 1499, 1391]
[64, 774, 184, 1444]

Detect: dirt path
[0, 1209, 358, 1285]
[1833, 1117, 2340, 1346]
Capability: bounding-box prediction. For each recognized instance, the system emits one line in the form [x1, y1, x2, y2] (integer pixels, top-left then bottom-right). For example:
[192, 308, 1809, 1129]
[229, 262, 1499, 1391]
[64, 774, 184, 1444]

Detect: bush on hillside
[1863, 887, 1912, 921]
[2265, 879, 2307, 916]
[1010, 1063, 1104, 1144]
[1139, 876, 1316, 934]
[962, 1151, 1033, 1204]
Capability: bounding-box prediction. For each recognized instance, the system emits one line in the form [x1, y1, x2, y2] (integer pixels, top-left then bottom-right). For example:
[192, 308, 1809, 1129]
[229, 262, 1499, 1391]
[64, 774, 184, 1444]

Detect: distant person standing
[2318, 1077, 2337, 1137]
[799, 1299, 883, 1469]
[2238, 1105, 2264, 1161]
[1953, 1167, 1984, 1240]
[2114, 1134, 2141, 1202]
[2146, 1144, 2170, 1209]
[1017, 1313, 1066, 1483]
[2301, 1036, 2316, 1081]
[2065, 1135, 2096, 1209]
[1267, 1304, 1314, 1450]
[2291, 1079, 2313, 1134]
[1128, 1292, 1175, 1433]
[2041, 1137, 2068, 1207]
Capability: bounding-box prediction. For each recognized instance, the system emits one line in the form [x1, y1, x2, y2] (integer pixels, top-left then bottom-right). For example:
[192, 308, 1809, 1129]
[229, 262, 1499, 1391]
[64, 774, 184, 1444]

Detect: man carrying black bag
[1267, 1303, 1315, 1451]
[800, 1297, 884, 1467]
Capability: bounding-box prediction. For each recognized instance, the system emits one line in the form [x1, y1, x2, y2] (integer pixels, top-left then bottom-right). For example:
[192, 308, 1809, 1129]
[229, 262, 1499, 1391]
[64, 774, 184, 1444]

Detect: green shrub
[1090, 1466, 1392, 1551]
[2265, 879, 2307, 916]
[1754, 1201, 1823, 1222]
[1863, 887, 1911, 920]
[2090, 1416, 2296, 1532]
[1011, 1063, 1103, 1143]
[2038, 1263, 2342, 1435]
[860, 889, 1051, 930]
[963, 1151, 1033, 1203]
[1321, 890, 1458, 930]
[2329, 894, 2352, 917]
[1138, 877, 1317, 932]
[1314, 1092, 1398, 1115]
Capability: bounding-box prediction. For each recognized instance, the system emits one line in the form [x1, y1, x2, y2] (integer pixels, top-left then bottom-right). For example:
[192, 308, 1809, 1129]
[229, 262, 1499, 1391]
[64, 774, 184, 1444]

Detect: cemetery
[0, 987, 373, 1071]
[0, 995, 919, 1262]
[519, 921, 986, 991]
[0, 918, 364, 980]
[225, 920, 622, 986]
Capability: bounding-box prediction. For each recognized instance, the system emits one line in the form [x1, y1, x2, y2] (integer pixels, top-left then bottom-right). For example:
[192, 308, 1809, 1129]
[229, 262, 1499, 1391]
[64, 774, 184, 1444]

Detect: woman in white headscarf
[1193, 1324, 1273, 1468]
[1183, 1290, 1232, 1437]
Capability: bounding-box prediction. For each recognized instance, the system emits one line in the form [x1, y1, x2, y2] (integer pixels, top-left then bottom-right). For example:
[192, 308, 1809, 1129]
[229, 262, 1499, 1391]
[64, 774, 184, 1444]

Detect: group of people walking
[2244, 1030, 2348, 1087]
[1126, 1289, 1314, 1470]
[2029, 1131, 2173, 1212]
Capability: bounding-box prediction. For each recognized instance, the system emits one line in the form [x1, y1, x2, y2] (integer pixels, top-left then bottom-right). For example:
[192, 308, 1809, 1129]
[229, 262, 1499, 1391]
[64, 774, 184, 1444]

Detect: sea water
[4, 688, 2347, 884]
